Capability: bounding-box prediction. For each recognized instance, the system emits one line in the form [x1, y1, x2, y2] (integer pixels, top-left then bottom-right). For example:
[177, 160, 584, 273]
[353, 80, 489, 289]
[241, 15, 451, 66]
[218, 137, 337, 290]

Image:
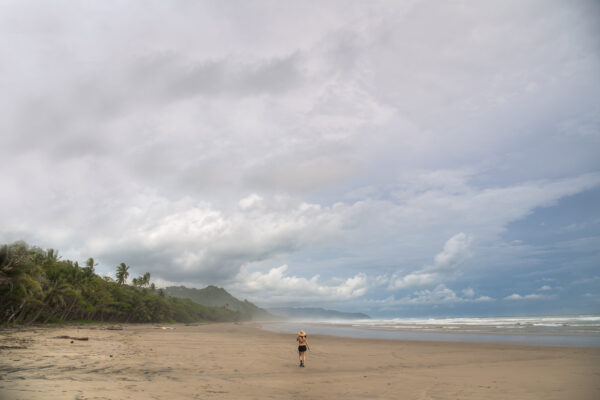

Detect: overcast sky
[1, 0, 599, 317]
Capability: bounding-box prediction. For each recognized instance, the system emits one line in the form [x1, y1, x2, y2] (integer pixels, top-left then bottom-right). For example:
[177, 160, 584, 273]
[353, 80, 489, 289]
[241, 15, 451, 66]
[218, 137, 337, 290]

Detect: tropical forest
[0, 241, 241, 325]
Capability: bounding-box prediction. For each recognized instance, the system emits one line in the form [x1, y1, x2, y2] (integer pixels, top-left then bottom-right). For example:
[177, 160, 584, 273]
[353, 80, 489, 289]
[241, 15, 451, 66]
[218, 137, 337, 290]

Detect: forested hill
[0, 241, 240, 324]
[164, 285, 276, 321]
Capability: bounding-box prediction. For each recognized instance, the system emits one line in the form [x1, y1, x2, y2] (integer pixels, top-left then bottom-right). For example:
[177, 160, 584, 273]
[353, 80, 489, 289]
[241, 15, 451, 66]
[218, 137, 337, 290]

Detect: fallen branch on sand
[105, 325, 123, 330]
[0, 345, 27, 350]
[54, 335, 89, 341]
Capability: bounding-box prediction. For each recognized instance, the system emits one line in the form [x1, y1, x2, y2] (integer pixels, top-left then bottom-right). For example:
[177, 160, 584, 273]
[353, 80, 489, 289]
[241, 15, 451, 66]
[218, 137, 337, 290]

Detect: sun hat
[298, 330, 306, 336]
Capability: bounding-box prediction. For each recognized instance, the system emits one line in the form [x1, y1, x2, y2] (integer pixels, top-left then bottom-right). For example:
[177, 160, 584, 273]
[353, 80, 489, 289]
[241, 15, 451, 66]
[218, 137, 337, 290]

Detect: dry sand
[0, 322, 599, 400]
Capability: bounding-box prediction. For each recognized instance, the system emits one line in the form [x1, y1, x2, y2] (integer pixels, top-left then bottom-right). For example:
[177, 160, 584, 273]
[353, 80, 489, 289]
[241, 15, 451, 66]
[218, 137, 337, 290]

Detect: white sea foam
[260, 314, 600, 347]
[332, 315, 600, 331]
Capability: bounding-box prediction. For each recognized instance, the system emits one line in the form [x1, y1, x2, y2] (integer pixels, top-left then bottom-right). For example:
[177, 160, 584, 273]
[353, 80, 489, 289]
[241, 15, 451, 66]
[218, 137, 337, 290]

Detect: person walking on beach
[297, 330, 309, 367]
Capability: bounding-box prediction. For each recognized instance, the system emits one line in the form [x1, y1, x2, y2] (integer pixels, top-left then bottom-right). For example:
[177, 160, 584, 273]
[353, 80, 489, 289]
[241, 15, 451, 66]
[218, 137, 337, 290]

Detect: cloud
[391, 233, 473, 289]
[407, 285, 461, 305]
[504, 293, 552, 301]
[230, 264, 369, 303]
[570, 276, 600, 286]
[374, 285, 494, 306]
[132, 52, 306, 101]
[0, 1, 598, 315]
[431, 233, 473, 271]
[82, 194, 350, 282]
[238, 194, 263, 210]
[391, 273, 439, 290]
[1, 161, 597, 296]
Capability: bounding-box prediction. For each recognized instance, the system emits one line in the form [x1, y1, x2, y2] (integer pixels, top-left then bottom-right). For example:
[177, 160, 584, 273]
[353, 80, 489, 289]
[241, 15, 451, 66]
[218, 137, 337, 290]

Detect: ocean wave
[335, 315, 600, 330]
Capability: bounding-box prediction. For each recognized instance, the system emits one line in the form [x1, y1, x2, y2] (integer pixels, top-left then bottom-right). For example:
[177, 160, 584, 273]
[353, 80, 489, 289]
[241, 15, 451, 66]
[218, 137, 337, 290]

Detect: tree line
[0, 241, 240, 325]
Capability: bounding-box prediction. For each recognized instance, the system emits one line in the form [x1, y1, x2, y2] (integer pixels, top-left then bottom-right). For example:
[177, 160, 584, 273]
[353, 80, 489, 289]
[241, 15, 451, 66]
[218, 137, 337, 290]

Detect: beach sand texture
[0, 323, 598, 400]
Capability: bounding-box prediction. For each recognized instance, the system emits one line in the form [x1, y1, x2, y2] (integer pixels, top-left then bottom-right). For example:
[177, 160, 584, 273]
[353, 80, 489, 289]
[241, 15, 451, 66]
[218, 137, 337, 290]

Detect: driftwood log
[54, 335, 89, 341]
[105, 326, 123, 330]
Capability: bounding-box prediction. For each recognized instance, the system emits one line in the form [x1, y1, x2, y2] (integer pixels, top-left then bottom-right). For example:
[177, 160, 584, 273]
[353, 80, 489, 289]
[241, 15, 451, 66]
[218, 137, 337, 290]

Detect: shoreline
[257, 320, 600, 348]
[5, 319, 600, 348]
[1, 322, 599, 399]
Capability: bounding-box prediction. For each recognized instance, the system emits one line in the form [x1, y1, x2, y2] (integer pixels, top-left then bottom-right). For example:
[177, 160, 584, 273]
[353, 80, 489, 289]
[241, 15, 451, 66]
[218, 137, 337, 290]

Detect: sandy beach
[1, 323, 598, 400]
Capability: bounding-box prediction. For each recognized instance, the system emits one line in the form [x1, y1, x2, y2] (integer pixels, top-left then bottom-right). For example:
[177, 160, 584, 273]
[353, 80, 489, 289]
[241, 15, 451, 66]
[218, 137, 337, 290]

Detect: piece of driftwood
[54, 335, 89, 341]
[105, 325, 123, 330]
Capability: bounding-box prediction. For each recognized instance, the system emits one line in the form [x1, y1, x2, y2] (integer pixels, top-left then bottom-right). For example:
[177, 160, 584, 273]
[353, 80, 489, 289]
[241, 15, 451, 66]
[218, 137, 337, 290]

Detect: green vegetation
[0, 241, 240, 325]
[164, 285, 276, 320]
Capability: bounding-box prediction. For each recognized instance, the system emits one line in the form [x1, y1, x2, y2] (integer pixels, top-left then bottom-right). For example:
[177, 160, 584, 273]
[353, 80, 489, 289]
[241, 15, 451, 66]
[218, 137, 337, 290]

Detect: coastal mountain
[164, 285, 275, 321]
[268, 307, 370, 320]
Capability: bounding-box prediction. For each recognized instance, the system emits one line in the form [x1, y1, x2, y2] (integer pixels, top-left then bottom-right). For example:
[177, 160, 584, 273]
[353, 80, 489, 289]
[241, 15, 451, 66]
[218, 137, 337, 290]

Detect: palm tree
[142, 272, 151, 287]
[5, 272, 43, 323]
[132, 272, 151, 288]
[84, 258, 97, 275]
[116, 263, 129, 285]
[46, 248, 59, 262]
[1, 243, 44, 323]
[32, 281, 71, 324]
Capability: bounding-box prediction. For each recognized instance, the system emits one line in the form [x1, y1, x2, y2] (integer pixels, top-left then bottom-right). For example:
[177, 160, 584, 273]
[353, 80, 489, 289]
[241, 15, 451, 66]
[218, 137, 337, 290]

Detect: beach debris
[54, 335, 89, 341]
[0, 345, 27, 350]
[157, 326, 174, 330]
[105, 325, 123, 330]
[0, 336, 31, 351]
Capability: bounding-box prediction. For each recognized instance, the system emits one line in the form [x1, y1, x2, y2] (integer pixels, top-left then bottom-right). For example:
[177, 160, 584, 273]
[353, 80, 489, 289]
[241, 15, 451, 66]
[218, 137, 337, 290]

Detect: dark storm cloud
[159, 53, 304, 98]
[7, 51, 305, 158]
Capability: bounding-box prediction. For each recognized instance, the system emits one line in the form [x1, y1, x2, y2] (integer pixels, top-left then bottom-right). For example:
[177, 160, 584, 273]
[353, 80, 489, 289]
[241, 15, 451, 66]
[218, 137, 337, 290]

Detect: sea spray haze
[267, 307, 370, 320]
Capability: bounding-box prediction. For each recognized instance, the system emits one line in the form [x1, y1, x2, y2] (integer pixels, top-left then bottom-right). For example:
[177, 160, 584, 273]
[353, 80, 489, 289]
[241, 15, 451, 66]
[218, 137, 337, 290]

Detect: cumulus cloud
[504, 293, 552, 300]
[229, 264, 369, 304]
[372, 285, 494, 306]
[81, 194, 350, 282]
[405, 285, 493, 305]
[391, 233, 473, 289]
[432, 233, 473, 271]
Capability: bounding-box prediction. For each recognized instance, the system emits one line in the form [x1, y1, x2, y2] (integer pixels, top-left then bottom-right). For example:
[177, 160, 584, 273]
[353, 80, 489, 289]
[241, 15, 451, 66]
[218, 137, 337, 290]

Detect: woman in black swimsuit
[297, 330, 309, 367]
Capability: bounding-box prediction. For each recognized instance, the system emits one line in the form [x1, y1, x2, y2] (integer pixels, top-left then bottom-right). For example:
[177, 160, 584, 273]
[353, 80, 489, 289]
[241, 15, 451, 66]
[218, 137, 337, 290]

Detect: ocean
[259, 314, 600, 347]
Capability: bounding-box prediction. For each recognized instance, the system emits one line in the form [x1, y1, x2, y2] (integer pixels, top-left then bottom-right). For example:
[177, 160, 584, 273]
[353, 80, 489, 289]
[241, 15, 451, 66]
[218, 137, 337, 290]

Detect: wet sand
[0, 322, 599, 399]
